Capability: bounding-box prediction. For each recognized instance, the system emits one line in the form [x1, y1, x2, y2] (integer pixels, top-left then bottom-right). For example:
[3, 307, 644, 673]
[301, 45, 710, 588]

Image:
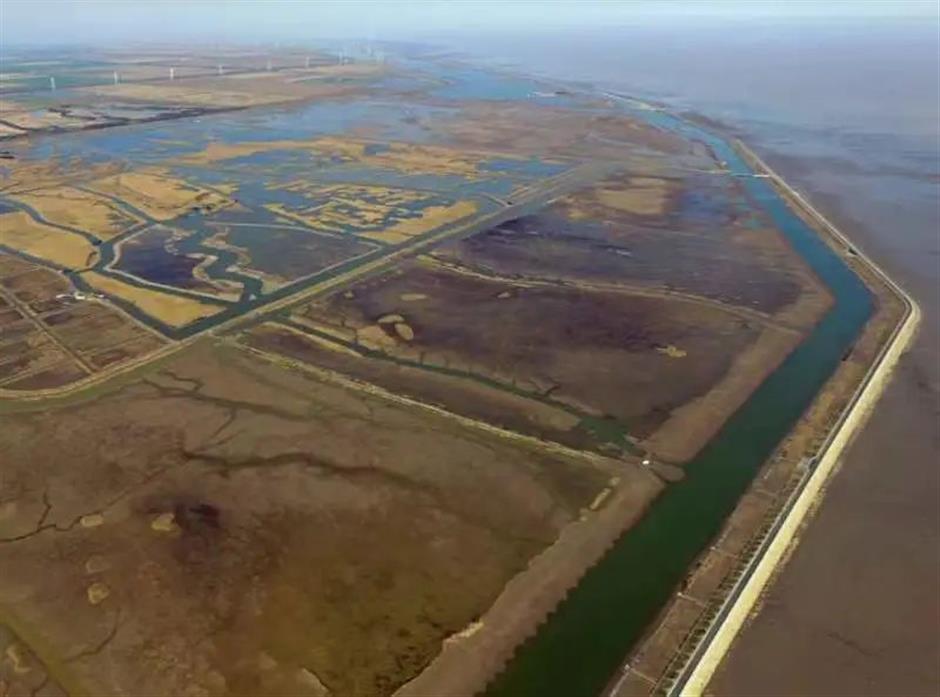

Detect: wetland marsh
[0, 44, 900, 697]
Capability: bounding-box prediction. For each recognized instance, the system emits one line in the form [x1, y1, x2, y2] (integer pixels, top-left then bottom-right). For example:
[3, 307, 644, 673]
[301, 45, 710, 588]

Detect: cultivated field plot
[0, 253, 167, 392]
[0, 342, 658, 697]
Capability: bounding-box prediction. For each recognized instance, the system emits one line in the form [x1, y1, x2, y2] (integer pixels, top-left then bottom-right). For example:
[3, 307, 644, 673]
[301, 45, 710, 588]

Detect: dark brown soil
[86, 334, 165, 369]
[44, 304, 142, 353]
[302, 261, 760, 440]
[3, 360, 86, 390]
[436, 181, 807, 316]
[0, 320, 36, 343]
[430, 102, 690, 159]
[0, 338, 31, 361]
[1, 267, 69, 306]
[0, 307, 23, 324]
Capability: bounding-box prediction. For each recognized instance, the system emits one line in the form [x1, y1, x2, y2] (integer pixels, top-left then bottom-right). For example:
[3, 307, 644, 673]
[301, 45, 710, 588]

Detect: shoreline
[390, 92, 891, 697]
[674, 143, 920, 694]
[608, 140, 918, 697]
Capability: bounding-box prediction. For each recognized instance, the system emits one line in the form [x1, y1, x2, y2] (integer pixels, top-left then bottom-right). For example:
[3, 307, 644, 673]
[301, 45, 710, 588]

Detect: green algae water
[485, 107, 874, 697]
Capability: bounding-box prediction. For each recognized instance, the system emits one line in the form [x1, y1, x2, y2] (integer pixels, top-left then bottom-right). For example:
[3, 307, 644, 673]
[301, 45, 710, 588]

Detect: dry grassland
[1, 159, 123, 195]
[80, 271, 224, 327]
[12, 187, 140, 239]
[0, 122, 27, 137]
[0, 211, 98, 269]
[565, 177, 674, 219]
[0, 341, 633, 696]
[0, 108, 83, 131]
[360, 201, 479, 244]
[77, 82, 289, 108]
[86, 169, 230, 221]
[180, 136, 503, 180]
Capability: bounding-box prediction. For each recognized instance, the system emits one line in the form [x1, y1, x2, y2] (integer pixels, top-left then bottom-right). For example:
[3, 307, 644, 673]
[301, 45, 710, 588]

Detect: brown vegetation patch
[0, 211, 98, 270]
[429, 102, 692, 161]
[570, 177, 675, 218]
[0, 341, 638, 696]
[0, 264, 71, 311]
[0, 306, 23, 325]
[11, 187, 140, 239]
[86, 334, 166, 370]
[435, 181, 828, 320]
[297, 260, 767, 453]
[2, 359, 87, 390]
[0, 333, 65, 382]
[80, 271, 225, 328]
[243, 322, 582, 442]
[85, 169, 232, 222]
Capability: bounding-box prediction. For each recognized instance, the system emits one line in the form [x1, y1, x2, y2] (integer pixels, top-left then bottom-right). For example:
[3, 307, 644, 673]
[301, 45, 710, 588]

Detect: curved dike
[485, 110, 873, 697]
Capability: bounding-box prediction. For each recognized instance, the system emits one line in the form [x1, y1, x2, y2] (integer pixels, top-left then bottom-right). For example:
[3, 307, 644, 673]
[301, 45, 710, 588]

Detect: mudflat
[708, 149, 940, 697]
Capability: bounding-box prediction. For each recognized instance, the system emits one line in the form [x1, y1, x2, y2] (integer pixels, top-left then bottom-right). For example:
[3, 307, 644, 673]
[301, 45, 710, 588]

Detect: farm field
[0, 253, 167, 392]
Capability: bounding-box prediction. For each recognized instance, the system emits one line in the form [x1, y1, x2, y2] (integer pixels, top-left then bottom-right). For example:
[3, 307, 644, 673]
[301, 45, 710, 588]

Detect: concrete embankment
[670, 143, 921, 697]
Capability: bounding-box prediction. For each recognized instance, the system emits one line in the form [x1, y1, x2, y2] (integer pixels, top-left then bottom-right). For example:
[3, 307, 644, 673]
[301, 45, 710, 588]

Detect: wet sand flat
[710, 143, 940, 697]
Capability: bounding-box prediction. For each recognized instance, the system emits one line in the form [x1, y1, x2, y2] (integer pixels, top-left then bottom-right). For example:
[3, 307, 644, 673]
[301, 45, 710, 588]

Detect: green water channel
[485, 108, 874, 697]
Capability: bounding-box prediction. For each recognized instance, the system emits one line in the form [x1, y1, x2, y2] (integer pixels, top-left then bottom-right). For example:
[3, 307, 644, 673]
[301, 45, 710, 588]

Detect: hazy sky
[2, 0, 937, 46]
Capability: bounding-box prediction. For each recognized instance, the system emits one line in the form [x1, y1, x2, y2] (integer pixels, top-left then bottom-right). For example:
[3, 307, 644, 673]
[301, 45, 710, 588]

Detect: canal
[485, 104, 874, 697]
